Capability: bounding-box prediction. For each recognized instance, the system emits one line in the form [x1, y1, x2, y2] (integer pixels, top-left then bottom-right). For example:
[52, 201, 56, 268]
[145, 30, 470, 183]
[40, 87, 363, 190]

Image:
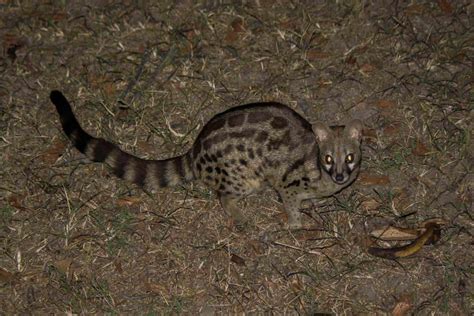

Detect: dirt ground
[0, 1, 472, 314]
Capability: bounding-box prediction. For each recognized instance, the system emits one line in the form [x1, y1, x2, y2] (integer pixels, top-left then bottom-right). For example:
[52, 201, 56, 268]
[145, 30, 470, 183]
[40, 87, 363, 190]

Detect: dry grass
[0, 1, 472, 314]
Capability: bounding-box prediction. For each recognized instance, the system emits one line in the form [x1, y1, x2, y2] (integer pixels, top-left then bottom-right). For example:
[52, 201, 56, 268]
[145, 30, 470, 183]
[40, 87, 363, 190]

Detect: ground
[0, 1, 472, 314]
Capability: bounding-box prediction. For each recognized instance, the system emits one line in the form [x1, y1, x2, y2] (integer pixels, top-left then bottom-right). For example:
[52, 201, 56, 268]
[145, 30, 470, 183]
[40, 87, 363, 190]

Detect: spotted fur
[51, 90, 363, 229]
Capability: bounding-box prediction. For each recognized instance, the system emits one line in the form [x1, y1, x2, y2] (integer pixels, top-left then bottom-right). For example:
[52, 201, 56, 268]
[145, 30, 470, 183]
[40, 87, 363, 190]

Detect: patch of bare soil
[0, 1, 472, 314]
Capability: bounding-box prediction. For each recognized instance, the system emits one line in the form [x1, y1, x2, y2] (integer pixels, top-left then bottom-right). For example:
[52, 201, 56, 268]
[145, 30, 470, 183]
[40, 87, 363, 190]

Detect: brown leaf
[52, 11, 68, 22]
[7, 194, 26, 211]
[116, 196, 142, 207]
[114, 260, 123, 274]
[103, 81, 116, 98]
[40, 139, 67, 164]
[412, 141, 430, 156]
[0, 267, 15, 283]
[376, 99, 396, 109]
[370, 226, 419, 241]
[360, 198, 381, 211]
[231, 18, 245, 32]
[306, 50, 329, 61]
[358, 172, 390, 186]
[405, 4, 425, 15]
[383, 123, 401, 136]
[362, 128, 377, 139]
[225, 18, 245, 43]
[345, 55, 357, 65]
[437, 0, 453, 14]
[392, 295, 412, 316]
[145, 282, 167, 295]
[359, 63, 376, 76]
[230, 253, 246, 266]
[289, 276, 303, 293]
[53, 258, 76, 279]
[224, 30, 239, 43]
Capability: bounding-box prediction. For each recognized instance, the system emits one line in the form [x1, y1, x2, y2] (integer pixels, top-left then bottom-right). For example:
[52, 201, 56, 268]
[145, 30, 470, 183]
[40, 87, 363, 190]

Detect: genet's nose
[335, 174, 344, 182]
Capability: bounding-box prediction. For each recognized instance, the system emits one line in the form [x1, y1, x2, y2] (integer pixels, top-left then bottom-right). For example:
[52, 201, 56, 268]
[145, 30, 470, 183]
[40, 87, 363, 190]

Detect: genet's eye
[325, 155, 333, 164]
[345, 153, 354, 163]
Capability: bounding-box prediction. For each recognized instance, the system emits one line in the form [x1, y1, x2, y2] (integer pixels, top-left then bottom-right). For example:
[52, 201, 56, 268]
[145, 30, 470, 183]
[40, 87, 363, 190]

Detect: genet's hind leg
[218, 193, 246, 228]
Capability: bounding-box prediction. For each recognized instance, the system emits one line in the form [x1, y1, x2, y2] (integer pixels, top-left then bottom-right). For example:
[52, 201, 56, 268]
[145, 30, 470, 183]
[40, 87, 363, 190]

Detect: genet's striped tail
[50, 90, 194, 189]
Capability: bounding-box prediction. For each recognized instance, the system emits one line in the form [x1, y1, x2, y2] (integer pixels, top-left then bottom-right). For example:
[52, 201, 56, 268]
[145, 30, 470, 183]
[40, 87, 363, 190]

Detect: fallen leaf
[437, 0, 453, 14]
[405, 4, 425, 15]
[358, 172, 390, 186]
[306, 50, 329, 61]
[53, 258, 76, 279]
[383, 123, 401, 136]
[345, 55, 357, 65]
[7, 194, 27, 211]
[40, 139, 67, 164]
[360, 198, 381, 211]
[114, 260, 123, 274]
[359, 63, 376, 76]
[289, 276, 303, 293]
[230, 253, 246, 266]
[362, 128, 377, 138]
[231, 18, 245, 33]
[103, 81, 116, 98]
[0, 267, 15, 283]
[412, 141, 430, 156]
[392, 295, 412, 316]
[224, 18, 245, 43]
[52, 11, 68, 22]
[370, 226, 419, 241]
[376, 99, 396, 110]
[145, 282, 167, 295]
[116, 196, 142, 207]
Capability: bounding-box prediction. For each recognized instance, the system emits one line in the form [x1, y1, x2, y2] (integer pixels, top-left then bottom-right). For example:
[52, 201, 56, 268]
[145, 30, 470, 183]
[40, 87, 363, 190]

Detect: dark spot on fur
[204, 154, 212, 163]
[206, 166, 213, 173]
[199, 157, 206, 165]
[133, 159, 147, 186]
[157, 161, 169, 187]
[248, 111, 272, 123]
[173, 156, 185, 179]
[196, 163, 202, 172]
[285, 179, 300, 188]
[227, 114, 245, 127]
[219, 184, 226, 190]
[210, 154, 218, 162]
[236, 144, 245, 152]
[199, 118, 226, 139]
[247, 148, 255, 159]
[92, 139, 115, 162]
[255, 130, 268, 143]
[112, 153, 130, 178]
[239, 159, 247, 166]
[256, 148, 263, 157]
[215, 167, 221, 174]
[223, 144, 233, 155]
[267, 139, 283, 151]
[270, 116, 289, 129]
[222, 169, 229, 176]
[216, 150, 223, 158]
[192, 140, 201, 157]
[204, 133, 227, 150]
[282, 157, 306, 182]
[229, 129, 256, 139]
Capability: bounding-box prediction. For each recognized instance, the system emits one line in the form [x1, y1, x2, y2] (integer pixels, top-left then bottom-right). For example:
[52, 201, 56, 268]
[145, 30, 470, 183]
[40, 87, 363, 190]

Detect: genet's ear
[345, 119, 363, 142]
[313, 121, 331, 142]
